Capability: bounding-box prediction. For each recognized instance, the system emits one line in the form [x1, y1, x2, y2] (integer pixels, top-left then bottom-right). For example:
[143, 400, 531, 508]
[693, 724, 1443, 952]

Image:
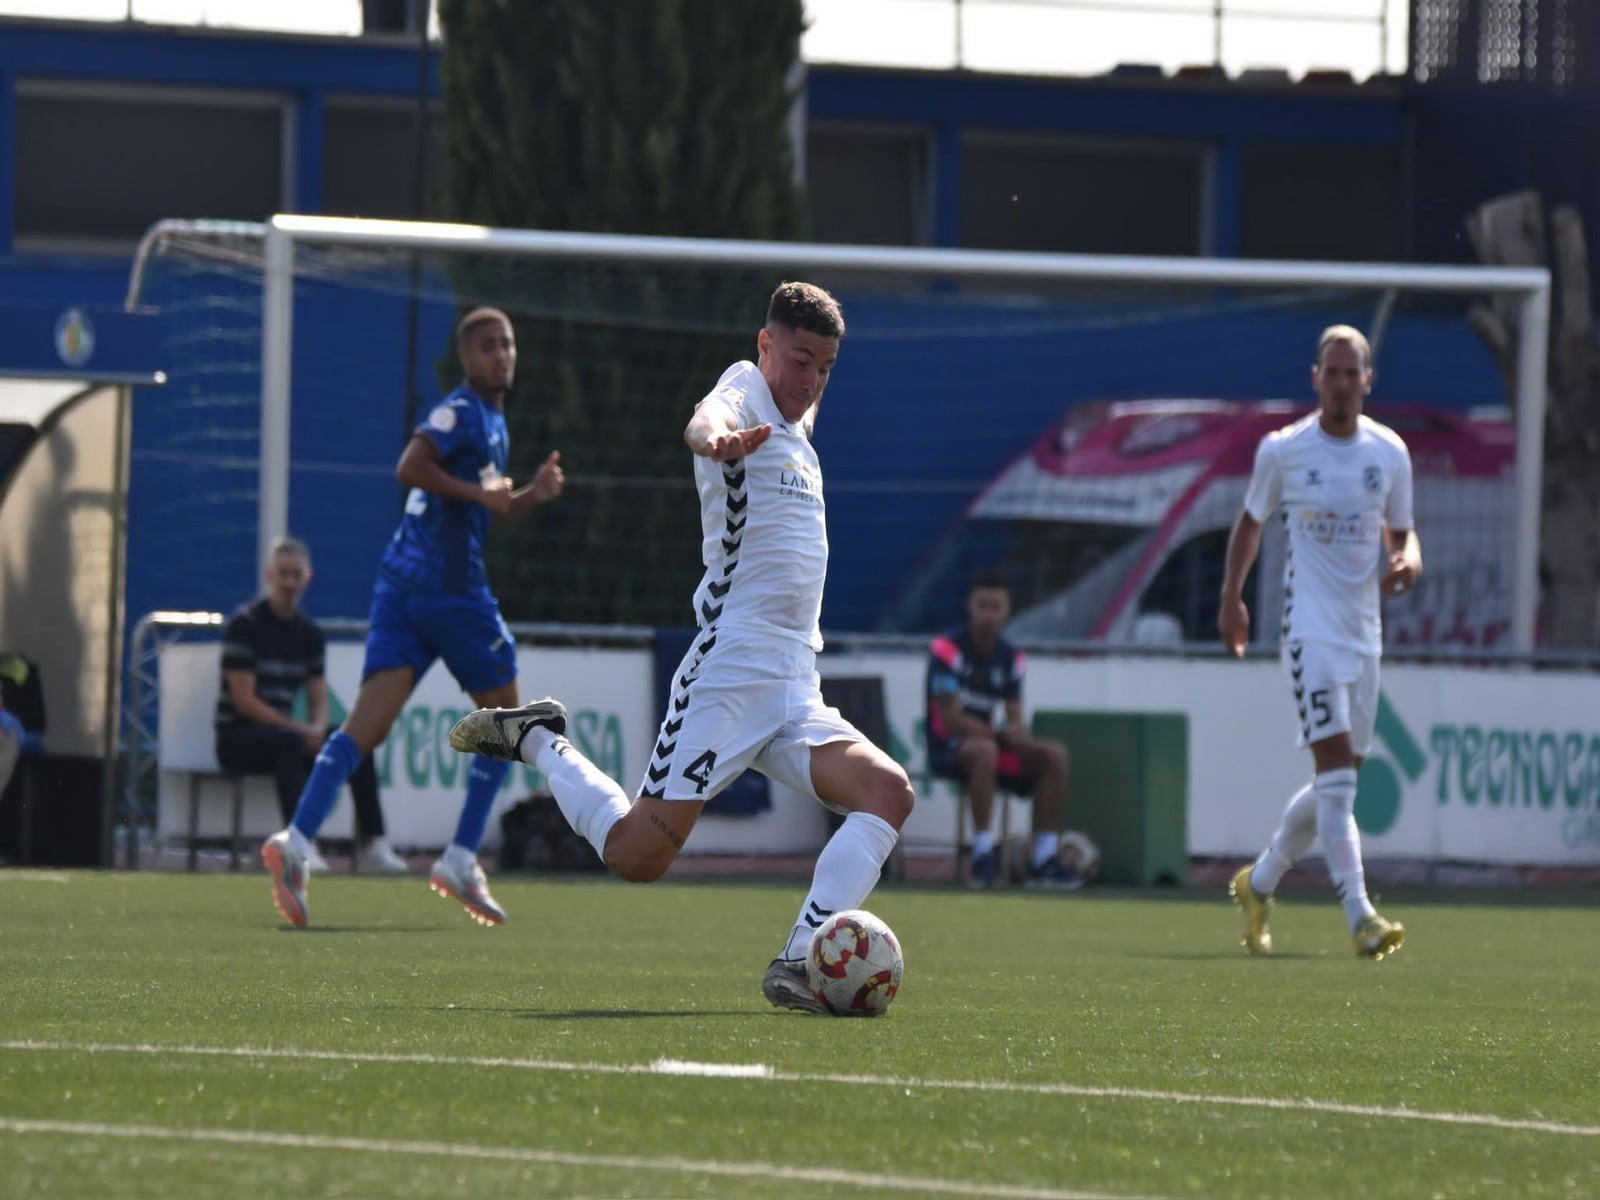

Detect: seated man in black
[214, 536, 406, 874]
[925, 571, 1077, 888]
[0, 695, 21, 803]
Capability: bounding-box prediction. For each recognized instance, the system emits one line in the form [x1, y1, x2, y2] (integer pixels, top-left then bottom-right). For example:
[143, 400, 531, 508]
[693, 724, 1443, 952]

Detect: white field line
[652, 1058, 775, 1077]
[0, 1116, 1163, 1200]
[3, 1038, 1598, 1139]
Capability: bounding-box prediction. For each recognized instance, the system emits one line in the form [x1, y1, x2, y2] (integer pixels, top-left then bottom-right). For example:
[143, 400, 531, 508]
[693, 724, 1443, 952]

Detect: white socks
[970, 830, 1059, 868]
[529, 731, 630, 855]
[1314, 767, 1376, 931]
[287, 825, 314, 859]
[518, 725, 556, 764]
[780, 812, 900, 959]
[443, 843, 477, 872]
[1032, 831, 1061, 870]
[1249, 782, 1316, 895]
[1248, 771, 1377, 932]
[971, 830, 1059, 869]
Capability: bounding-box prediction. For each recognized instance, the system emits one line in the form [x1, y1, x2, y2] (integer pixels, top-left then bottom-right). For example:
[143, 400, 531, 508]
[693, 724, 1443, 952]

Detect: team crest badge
[54, 307, 95, 368]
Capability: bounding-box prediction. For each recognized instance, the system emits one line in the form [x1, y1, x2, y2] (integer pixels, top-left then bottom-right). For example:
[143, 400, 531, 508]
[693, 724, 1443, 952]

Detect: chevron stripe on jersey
[1279, 509, 1294, 641]
[1243, 412, 1413, 656]
[690, 361, 827, 650]
[700, 461, 745, 626]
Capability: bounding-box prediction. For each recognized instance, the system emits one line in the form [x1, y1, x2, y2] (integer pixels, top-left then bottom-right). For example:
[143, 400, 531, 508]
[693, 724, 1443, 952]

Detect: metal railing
[802, 0, 1408, 81]
[117, 611, 654, 868]
[22, 2, 1405, 80]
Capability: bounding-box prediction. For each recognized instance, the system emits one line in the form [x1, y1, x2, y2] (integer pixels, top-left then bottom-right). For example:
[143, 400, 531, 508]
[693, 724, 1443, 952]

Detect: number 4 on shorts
[682, 750, 717, 795]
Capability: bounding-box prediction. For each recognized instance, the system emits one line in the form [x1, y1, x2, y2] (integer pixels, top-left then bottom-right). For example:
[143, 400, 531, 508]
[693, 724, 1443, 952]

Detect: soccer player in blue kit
[262, 307, 564, 928]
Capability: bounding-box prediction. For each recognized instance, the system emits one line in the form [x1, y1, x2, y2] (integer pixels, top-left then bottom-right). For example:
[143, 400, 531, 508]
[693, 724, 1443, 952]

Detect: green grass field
[1, 869, 1596, 1199]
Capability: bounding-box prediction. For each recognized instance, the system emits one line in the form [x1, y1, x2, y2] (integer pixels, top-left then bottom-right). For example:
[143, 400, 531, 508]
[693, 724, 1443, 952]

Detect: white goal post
[254, 212, 1551, 652]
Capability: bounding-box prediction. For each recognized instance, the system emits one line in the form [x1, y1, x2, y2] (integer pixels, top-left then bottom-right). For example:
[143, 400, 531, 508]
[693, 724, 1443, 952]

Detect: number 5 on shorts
[1309, 689, 1332, 728]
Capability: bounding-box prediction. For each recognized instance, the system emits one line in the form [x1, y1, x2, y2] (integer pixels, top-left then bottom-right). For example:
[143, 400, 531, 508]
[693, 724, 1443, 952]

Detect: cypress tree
[436, 0, 808, 626]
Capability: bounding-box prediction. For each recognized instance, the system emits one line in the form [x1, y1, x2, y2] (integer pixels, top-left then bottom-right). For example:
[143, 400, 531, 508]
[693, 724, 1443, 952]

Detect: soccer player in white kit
[449, 282, 914, 1011]
[1219, 325, 1421, 960]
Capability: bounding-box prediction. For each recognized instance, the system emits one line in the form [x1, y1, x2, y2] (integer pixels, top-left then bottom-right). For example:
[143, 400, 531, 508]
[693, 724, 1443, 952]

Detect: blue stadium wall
[0, 20, 1551, 638]
[116, 262, 1506, 640]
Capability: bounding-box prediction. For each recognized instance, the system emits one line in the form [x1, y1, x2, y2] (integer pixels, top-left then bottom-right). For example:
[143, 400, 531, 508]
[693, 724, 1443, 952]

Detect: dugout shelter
[0, 301, 164, 866]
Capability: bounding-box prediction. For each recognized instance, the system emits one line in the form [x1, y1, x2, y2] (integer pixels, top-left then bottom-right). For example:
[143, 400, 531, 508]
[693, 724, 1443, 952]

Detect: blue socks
[291, 738, 508, 855]
[290, 730, 362, 839]
[451, 755, 510, 854]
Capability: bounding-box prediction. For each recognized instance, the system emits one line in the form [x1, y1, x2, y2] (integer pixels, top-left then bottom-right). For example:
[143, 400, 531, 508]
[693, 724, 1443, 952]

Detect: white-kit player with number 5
[1219, 324, 1422, 960]
[449, 282, 914, 1012]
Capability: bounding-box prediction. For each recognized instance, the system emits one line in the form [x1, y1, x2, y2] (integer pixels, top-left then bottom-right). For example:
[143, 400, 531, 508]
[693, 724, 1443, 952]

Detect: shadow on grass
[1130, 950, 1318, 961]
[1372, 888, 1600, 910]
[379, 1003, 756, 1020]
[520, 1008, 755, 1020]
[273, 925, 445, 935]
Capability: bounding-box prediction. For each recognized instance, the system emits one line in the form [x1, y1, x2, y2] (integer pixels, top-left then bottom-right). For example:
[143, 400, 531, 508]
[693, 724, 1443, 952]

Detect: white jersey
[690, 361, 827, 650]
[1243, 412, 1414, 656]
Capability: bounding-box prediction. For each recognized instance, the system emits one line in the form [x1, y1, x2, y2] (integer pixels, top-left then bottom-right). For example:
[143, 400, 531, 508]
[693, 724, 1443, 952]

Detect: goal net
[124, 216, 1548, 657]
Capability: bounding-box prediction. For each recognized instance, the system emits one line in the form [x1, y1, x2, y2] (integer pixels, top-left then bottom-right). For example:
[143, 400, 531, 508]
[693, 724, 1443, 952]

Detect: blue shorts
[362, 585, 517, 696]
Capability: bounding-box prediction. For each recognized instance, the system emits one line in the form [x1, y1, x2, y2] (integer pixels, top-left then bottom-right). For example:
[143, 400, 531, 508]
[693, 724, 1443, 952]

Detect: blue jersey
[377, 385, 507, 597]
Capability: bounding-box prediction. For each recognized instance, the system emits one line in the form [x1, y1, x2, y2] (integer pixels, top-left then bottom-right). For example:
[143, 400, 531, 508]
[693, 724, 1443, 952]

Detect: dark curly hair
[766, 281, 845, 339]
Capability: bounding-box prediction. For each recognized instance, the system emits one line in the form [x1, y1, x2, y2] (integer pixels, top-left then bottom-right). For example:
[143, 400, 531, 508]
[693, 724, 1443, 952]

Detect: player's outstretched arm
[1218, 510, 1262, 657]
[685, 404, 771, 461]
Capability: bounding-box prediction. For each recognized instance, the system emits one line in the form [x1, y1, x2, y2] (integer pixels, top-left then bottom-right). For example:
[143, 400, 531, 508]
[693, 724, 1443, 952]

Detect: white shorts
[1281, 639, 1380, 755]
[639, 626, 866, 809]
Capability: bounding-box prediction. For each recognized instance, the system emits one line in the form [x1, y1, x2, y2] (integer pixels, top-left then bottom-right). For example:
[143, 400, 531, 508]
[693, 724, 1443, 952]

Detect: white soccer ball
[1058, 829, 1101, 882]
[806, 909, 904, 1017]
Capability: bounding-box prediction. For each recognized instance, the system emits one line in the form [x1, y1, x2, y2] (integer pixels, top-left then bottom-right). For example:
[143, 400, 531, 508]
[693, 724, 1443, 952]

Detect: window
[1240, 142, 1402, 260]
[15, 83, 284, 249]
[323, 98, 443, 221]
[961, 131, 1204, 255]
[806, 124, 930, 245]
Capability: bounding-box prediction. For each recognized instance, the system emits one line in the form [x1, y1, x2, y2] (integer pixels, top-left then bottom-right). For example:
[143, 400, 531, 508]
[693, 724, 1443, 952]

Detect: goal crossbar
[250, 213, 1551, 653]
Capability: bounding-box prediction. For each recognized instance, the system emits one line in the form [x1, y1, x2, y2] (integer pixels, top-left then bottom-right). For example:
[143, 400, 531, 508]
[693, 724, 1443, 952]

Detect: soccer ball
[1058, 829, 1101, 882]
[806, 909, 904, 1017]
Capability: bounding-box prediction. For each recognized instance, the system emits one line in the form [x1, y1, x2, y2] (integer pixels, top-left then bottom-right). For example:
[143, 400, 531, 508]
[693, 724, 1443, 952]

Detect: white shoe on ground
[429, 856, 507, 926]
[358, 838, 408, 874]
[261, 829, 309, 927]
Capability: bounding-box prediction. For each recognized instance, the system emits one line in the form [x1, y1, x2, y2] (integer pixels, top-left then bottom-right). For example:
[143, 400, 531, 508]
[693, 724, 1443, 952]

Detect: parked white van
[888, 399, 1518, 651]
